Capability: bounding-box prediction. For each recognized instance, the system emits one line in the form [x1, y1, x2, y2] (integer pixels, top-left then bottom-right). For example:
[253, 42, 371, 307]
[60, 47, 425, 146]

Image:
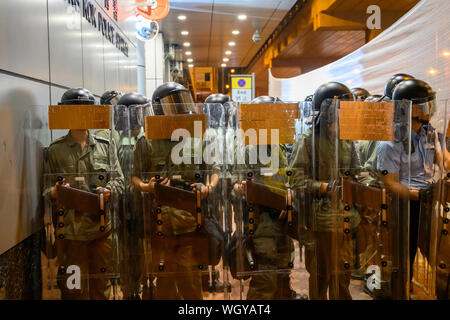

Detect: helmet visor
[412, 99, 436, 119]
[159, 90, 195, 105]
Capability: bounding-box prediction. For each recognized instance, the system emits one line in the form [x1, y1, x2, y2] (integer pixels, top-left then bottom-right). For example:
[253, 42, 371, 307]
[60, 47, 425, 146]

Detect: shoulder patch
[94, 135, 110, 144]
[49, 136, 66, 147]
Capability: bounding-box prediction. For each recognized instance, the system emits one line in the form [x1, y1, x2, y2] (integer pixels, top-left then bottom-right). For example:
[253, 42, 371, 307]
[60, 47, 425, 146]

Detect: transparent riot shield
[42, 104, 124, 300]
[414, 98, 450, 300]
[435, 99, 450, 299]
[231, 101, 312, 300]
[113, 104, 147, 299]
[134, 103, 226, 300]
[324, 98, 411, 300]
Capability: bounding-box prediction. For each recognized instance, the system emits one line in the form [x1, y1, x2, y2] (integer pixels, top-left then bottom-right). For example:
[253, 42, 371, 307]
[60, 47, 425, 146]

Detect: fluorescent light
[238, 14, 247, 20]
[181, 30, 189, 36]
[228, 41, 236, 46]
[185, 51, 192, 56]
[225, 50, 232, 55]
[187, 58, 193, 63]
[221, 63, 227, 67]
[178, 15, 187, 21]
[188, 64, 194, 68]
[183, 42, 191, 47]
[223, 58, 229, 62]
[232, 30, 240, 35]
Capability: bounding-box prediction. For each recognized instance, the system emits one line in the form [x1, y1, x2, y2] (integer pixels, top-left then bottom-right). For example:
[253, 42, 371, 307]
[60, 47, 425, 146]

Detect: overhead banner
[231, 74, 255, 103]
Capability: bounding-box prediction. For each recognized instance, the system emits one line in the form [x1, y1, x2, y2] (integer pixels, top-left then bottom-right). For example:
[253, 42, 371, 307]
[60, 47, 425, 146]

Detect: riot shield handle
[98, 188, 106, 232]
[286, 188, 293, 227]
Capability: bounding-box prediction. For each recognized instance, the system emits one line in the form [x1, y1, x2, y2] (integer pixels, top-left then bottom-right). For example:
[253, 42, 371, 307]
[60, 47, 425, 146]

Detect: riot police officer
[233, 95, 301, 300]
[45, 88, 124, 299]
[378, 79, 450, 297]
[290, 82, 360, 299]
[132, 82, 220, 299]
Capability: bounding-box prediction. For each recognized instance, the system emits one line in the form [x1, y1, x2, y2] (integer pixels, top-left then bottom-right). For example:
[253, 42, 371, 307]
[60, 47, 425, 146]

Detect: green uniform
[133, 136, 212, 300]
[234, 144, 295, 300]
[45, 132, 124, 300]
[290, 128, 360, 300]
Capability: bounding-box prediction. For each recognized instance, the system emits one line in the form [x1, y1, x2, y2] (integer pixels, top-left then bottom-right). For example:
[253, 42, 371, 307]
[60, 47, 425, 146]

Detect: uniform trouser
[56, 234, 112, 300]
[246, 233, 294, 300]
[436, 270, 450, 299]
[151, 238, 203, 300]
[305, 231, 352, 300]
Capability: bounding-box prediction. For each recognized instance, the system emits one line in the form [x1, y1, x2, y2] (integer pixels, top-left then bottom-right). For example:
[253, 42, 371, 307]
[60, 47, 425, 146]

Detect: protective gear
[364, 95, 383, 102]
[151, 82, 194, 114]
[205, 93, 231, 105]
[393, 79, 436, 119]
[251, 96, 283, 104]
[351, 88, 370, 101]
[384, 73, 414, 99]
[312, 82, 354, 112]
[392, 79, 435, 104]
[59, 88, 95, 105]
[100, 90, 122, 105]
[117, 92, 149, 107]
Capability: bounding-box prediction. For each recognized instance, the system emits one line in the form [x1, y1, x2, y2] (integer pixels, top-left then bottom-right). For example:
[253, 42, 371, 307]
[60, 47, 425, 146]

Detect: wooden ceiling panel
[160, 0, 297, 68]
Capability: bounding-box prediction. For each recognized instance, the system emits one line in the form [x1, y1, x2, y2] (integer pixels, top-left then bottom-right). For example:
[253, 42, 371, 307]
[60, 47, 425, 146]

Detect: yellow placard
[48, 105, 111, 129]
[145, 114, 207, 140]
[232, 76, 253, 90]
[339, 101, 394, 141]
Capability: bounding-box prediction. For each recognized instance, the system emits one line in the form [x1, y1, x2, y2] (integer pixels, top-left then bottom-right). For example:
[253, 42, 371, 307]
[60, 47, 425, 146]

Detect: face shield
[412, 99, 437, 124]
[114, 104, 147, 131]
[153, 90, 195, 115]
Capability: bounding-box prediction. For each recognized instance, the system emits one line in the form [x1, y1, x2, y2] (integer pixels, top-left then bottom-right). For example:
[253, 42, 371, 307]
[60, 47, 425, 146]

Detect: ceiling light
[232, 30, 240, 35]
[225, 84, 230, 89]
[187, 58, 193, 63]
[428, 68, 437, 75]
[183, 42, 191, 47]
[231, 69, 235, 73]
[228, 41, 236, 46]
[185, 51, 192, 56]
[221, 63, 227, 67]
[178, 15, 187, 21]
[223, 58, 229, 62]
[225, 50, 232, 55]
[443, 51, 450, 57]
[188, 64, 194, 68]
[238, 15, 247, 20]
[181, 30, 189, 36]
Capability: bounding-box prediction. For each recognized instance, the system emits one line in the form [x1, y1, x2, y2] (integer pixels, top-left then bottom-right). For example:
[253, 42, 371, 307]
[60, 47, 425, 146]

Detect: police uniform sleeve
[377, 141, 401, 174]
[290, 134, 322, 196]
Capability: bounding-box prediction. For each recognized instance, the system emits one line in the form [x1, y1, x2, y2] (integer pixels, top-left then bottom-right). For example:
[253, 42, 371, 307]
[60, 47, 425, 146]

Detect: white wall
[0, 0, 139, 254]
[145, 33, 165, 98]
